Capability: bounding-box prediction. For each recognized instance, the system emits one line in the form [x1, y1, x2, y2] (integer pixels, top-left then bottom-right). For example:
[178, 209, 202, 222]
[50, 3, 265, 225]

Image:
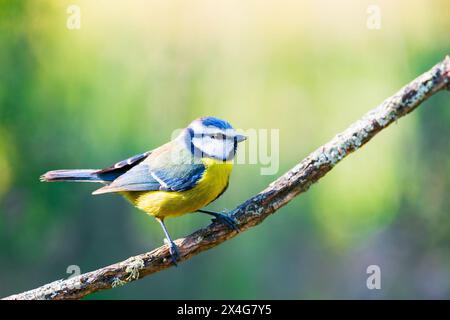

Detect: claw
[158, 218, 180, 266]
[197, 209, 240, 232]
[212, 212, 240, 232]
[165, 239, 180, 266]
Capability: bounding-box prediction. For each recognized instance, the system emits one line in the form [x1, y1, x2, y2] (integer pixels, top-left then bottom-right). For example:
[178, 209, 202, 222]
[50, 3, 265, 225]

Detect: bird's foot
[164, 238, 180, 266]
[211, 211, 240, 232]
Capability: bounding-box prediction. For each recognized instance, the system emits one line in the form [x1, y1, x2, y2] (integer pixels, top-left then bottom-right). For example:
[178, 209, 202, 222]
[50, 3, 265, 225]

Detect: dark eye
[211, 133, 225, 140]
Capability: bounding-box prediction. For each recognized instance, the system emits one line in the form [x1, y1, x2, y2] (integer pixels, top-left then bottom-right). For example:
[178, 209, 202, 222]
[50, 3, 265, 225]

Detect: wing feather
[92, 142, 205, 195]
[96, 151, 151, 176]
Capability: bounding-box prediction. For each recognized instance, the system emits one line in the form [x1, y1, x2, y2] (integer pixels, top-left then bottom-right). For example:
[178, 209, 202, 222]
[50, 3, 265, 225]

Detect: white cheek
[192, 137, 235, 159]
[192, 136, 212, 156]
[222, 140, 235, 158]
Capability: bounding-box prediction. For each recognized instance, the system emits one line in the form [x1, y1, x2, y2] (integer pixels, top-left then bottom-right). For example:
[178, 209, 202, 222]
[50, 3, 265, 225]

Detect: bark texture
[3, 56, 449, 300]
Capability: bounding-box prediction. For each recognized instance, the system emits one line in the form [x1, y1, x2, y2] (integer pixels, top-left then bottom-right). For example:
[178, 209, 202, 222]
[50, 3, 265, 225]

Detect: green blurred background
[0, 0, 449, 299]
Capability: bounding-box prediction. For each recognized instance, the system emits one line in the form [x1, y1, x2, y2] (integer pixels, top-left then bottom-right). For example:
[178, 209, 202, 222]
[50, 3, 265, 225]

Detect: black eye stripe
[211, 133, 226, 139]
[193, 133, 226, 139]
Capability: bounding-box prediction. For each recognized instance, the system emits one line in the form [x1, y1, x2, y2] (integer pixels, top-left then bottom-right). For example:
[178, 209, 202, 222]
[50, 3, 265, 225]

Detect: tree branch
[4, 56, 449, 300]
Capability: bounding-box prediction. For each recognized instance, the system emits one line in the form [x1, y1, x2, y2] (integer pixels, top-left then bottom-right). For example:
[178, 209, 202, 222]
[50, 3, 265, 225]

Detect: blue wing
[92, 146, 205, 195]
[152, 165, 205, 191]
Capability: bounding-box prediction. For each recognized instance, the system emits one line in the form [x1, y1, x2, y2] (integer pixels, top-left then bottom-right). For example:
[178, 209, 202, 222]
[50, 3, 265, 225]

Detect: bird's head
[185, 117, 247, 161]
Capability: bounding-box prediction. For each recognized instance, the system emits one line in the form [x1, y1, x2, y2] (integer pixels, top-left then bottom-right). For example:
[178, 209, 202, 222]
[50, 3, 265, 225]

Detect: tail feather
[40, 169, 103, 183]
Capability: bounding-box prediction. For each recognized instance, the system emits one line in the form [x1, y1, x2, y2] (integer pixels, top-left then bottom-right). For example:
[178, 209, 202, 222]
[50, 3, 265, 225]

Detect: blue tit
[41, 117, 247, 264]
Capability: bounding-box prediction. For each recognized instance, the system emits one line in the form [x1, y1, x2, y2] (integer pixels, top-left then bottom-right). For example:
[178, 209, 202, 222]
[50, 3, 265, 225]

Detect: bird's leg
[156, 217, 180, 265]
[197, 209, 239, 232]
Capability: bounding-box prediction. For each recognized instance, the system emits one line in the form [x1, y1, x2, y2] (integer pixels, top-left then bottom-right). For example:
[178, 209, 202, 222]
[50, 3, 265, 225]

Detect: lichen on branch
[3, 56, 449, 300]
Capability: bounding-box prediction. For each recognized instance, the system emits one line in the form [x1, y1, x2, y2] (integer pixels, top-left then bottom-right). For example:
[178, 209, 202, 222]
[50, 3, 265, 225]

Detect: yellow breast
[122, 158, 233, 219]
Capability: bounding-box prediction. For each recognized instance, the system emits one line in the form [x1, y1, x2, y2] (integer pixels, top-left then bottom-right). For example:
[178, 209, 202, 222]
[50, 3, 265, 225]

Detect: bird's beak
[234, 133, 247, 143]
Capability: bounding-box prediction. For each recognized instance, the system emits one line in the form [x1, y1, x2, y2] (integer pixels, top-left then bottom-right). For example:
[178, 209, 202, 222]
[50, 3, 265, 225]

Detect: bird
[40, 117, 247, 264]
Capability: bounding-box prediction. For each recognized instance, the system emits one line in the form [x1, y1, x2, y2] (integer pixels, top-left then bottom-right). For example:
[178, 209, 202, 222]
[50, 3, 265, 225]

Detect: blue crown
[199, 117, 233, 130]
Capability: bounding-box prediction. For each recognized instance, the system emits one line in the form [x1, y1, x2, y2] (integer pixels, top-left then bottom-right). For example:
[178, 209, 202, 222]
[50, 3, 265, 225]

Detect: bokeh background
[0, 0, 449, 299]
